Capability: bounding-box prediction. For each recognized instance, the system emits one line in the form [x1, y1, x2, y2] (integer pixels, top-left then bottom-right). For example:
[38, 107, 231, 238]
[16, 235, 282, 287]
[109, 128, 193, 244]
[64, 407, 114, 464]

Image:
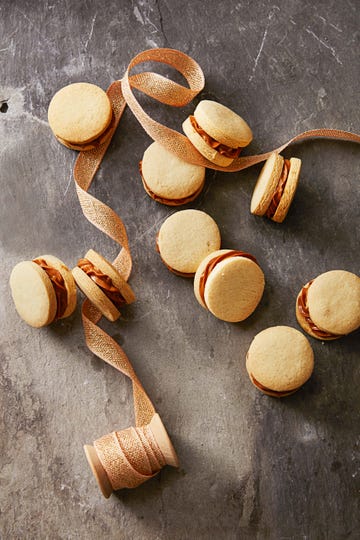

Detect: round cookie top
[250, 152, 284, 215]
[157, 210, 221, 275]
[246, 326, 314, 392]
[48, 83, 112, 144]
[194, 100, 253, 148]
[194, 249, 265, 322]
[10, 260, 57, 327]
[141, 142, 205, 200]
[307, 270, 360, 335]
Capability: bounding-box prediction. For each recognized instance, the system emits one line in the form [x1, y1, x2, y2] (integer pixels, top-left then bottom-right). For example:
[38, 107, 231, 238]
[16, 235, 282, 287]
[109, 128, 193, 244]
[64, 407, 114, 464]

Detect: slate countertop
[1, 1, 359, 539]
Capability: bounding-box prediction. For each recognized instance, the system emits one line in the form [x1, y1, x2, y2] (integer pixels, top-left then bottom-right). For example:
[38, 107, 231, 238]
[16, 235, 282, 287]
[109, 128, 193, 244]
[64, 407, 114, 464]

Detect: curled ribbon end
[84, 444, 113, 499]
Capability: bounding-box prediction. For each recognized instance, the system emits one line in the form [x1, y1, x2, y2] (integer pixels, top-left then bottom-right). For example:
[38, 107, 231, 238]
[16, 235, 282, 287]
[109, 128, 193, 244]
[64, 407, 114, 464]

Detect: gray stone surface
[1, 1, 359, 538]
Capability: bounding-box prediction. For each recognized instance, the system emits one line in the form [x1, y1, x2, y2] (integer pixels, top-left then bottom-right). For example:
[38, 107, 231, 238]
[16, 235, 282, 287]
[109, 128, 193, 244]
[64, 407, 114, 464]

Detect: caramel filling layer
[266, 159, 291, 218]
[190, 116, 242, 159]
[59, 112, 116, 150]
[33, 258, 68, 319]
[77, 258, 127, 309]
[250, 373, 298, 397]
[139, 161, 204, 206]
[297, 281, 341, 339]
[199, 250, 258, 307]
[155, 233, 195, 278]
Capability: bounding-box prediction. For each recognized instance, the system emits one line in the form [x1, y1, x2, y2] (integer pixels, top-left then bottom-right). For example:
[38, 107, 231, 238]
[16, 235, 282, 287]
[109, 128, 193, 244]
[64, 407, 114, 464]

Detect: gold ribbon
[121, 48, 360, 170]
[72, 47, 360, 496]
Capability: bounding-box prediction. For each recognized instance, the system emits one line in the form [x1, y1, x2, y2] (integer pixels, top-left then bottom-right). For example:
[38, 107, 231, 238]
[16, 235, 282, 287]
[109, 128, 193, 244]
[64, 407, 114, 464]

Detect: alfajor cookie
[156, 210, 221, 277]
[182, 100, 253, 167]
[139, 142, 206, 205]
[72, 249, 135, 322]
[10, 255, 77, 327]
[246, 326, 314, 397]
[251, 152, 301, 223]
[296, 270, 360, 340]
[48, 83, 114, 151]
[194, 249, 265, 322]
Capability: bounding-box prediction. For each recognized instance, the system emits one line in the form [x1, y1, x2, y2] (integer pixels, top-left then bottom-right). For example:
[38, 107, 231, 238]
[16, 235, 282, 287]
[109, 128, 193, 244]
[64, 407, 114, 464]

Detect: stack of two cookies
[140, 99, 253, 206]
[10, 250, 135, 327]
[156, 209, 265, 324]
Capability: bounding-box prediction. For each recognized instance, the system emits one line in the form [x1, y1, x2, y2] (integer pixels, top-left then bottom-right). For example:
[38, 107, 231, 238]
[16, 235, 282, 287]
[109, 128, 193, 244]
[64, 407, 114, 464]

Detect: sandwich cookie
[10, 255, 77, 328]
[296, 270, 360, 340]
[48, 83, 114, 151]
[246, 326, 314, 397]
[194, 249, 265, 322]
[251, 152, 301, 223]
[139, 142, 206, 205]
[182, 100, 253, 167]
[72, 249, 135, 322]
[156, 210, 221, 277]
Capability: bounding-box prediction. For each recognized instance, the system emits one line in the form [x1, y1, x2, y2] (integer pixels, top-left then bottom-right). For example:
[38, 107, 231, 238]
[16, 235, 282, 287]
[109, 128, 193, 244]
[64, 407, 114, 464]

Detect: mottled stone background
[0, 1, 359, 539]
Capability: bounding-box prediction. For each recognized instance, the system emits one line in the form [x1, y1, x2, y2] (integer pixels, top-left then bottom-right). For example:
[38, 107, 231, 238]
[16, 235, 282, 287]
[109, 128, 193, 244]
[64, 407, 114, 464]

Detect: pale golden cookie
[157, 210, 221, 277]
[182, 100, 253, 166]
[48, 82, 113, 150]
[296, 270, 360, 340]
[140, 142, 205, 205]
[72, 249, 135, 322]
[10, 255, 77, 327]
[194, 249, 265, 322]
[182, 117, 233, 167]
[246, 326, 314, 397]
[251, 153, 301, 222]
[85, 250, 135, 305]
[251, 153, 284, 215]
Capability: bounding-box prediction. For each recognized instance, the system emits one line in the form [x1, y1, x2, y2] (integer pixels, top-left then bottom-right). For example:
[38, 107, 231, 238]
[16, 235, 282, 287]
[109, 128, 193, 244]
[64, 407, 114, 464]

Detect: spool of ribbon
[84, 414, 178, 498]
[71, 47, 360, 498]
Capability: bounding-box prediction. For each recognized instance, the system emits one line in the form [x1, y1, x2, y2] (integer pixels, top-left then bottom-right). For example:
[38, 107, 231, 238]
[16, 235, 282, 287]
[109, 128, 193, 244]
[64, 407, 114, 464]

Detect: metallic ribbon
[72, 48, 360, 493]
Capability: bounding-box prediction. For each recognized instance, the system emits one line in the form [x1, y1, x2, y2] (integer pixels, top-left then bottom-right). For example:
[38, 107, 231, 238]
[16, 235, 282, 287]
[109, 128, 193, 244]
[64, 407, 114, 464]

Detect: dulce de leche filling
[77, 258, 126, 309]
[199, 250, 258, 307]
[139, 162, 204, 205]
[33, 258, 68, 319]
[250, 373, 297, 397]
[266, 159, 291, 218]
[297, 280, 341, 339]
[189, 116, 242, 159]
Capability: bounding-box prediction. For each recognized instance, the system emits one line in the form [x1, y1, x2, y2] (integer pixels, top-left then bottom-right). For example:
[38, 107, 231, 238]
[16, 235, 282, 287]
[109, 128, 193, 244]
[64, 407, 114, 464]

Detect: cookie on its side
[139, 142, 206, 206]
[182, 100, 253, 166]
[296, 270, 360, 340]
[251, 152, 301, 223]
[72, 249, 136, 322]
[48, 83, 114, 151]
[246, 326, 314, 397]
[10, 255, 77, 327]
[156, 210, 221, 277]
[194, 249, 265, 322]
